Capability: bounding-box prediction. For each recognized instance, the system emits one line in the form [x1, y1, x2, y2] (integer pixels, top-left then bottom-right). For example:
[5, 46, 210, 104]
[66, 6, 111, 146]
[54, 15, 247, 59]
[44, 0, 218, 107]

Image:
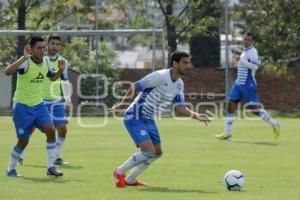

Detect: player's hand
[197, 114, 211, 126]
[64, 99, 73, 112]
[58, 59, 66, 72]
[109, 103, 125, 113]
[23, 45, 31, 60]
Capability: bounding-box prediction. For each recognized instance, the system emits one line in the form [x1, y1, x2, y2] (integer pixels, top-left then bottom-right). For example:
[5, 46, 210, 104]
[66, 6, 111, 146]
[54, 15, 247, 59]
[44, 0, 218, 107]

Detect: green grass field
[0, 116, 299, 200]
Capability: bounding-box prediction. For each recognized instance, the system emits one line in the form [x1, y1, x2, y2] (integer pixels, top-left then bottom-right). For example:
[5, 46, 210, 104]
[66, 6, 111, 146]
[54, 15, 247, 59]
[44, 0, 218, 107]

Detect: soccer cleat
[54, 157, 68, 165]
[47, 166, 63, 177]
[125, 180, 149, 186]
[17, 158, 23, 165]
[7, 169, 22, 177]
[273, 122, 280, 139]
[215, 133, 232, 140]
[113, 169, 126, 188]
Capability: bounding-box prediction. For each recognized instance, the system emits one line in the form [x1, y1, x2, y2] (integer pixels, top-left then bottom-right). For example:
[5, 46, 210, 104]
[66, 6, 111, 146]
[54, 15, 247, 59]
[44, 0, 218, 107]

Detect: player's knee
[57, 125, 67, 136]
[155, 152, 163, 158]
[17, 139, 29, 149]
[44, 126, 56, 140]
[141, 151, 156, 158]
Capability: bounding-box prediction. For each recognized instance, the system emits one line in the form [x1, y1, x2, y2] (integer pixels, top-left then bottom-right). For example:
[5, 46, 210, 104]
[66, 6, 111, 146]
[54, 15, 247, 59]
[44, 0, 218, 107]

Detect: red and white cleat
[113, 169, 126, 188]
[125, 180, 149, 186]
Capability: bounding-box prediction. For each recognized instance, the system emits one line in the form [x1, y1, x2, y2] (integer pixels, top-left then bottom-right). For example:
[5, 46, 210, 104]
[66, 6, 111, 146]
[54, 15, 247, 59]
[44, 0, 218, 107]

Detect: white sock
[55, 136, 65, 159]
[19, 151, 25, 160]
[225, 113, 236, 135]
[259, 109, 277, 127]
[117, 151, 154, 174]
[125, 156, 160, 184]
[8, 145, 23, 171]
[46, 142, 56, 168]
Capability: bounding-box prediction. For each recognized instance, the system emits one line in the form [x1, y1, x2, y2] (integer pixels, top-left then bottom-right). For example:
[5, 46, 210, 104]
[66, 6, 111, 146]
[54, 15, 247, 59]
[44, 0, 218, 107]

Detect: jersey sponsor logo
[30, 72, 44, 83]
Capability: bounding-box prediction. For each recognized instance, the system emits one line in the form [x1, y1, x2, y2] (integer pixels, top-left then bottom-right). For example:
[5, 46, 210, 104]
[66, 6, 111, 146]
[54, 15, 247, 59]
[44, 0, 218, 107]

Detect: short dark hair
[244, 32, 255, 40]
[170, 50, 190, 67]
[29, 36, 44, 47]
[48, 35, 61, 43]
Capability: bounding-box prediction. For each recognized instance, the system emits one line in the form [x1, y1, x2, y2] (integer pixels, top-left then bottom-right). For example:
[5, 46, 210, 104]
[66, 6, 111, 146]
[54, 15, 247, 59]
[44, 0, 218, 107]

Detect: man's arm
[110, 83, 137, 112]
[175, 105, 210, 126]
[239, 58, 258, 71]
[48, 59, 66, 81]
[4, 46, 30, 76]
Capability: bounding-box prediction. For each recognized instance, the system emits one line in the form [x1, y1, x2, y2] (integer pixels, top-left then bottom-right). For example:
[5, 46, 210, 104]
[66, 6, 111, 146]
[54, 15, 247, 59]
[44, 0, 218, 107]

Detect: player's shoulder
[156, 68, 170, 76]
[248, 46, 258, 55]
[58, 55, 68, 61]
[176, 78, 184, 90]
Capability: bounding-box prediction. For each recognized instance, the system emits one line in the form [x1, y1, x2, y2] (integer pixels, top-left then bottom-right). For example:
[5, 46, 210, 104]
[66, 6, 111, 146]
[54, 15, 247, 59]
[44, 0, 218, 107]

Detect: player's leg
[125, 144, 162, 186]
[54, 124, 67, 165]
[125, 120, 162, 186]
[248, 104, 280, 139]
[18, 127, 35, 165]
[114, 118, 156, 187]
[216, 84, 240, 139]
[7, 103, 34, 176]
[48, 101, 69, 165]
[245, 85, 280, 139]
[7, 138, 29, 177]
[117, 140, 155, 174]
[36, 103, 63, 177]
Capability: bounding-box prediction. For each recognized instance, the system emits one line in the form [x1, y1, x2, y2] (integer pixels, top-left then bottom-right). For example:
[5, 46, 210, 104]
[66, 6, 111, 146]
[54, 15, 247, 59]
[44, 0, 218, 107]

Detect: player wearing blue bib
[216, 32, 280, 140]
[111, 51, 210, 188]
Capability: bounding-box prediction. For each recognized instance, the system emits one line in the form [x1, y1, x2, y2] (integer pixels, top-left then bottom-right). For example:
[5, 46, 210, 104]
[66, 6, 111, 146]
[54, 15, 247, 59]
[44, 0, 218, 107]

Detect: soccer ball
[224, 170, 245, 191]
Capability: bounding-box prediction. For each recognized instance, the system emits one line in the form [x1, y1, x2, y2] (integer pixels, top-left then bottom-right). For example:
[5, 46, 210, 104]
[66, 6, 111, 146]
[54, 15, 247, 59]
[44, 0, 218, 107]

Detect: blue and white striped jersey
[235, 46, 260, 85]
[126, 69, 185, 119]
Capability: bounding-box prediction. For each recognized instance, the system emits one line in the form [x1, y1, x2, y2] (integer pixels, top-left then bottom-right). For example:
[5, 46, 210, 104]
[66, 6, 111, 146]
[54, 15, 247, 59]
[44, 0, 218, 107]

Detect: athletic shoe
[17, 158, 23, 165]
[273, 122, 280, 139]
[215, 133, 232, 140]
[54, 158, 67, 165]
[7, 169, 21, 177]
[113, 169, 126, 188]
[47, 166, 63, 177]
[125, 180, 148, 186]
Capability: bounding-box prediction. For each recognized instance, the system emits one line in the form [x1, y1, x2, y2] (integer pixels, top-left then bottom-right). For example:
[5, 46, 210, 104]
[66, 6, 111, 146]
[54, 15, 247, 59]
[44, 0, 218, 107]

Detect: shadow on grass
[22, 164, 83, 170]
[136, 186, 217, 194]
[233, 140, 278, 146]
[21, 176, 84, 183]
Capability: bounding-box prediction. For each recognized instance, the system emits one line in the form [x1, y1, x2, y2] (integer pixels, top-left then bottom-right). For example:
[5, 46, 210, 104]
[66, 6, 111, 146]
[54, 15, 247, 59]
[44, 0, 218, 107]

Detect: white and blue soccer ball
[224, 170, 245, 191]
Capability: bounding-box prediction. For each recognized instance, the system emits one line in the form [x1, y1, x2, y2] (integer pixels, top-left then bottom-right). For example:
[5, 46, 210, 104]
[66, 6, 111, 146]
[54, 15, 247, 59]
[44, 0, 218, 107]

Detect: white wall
[0, 68, 12, 107]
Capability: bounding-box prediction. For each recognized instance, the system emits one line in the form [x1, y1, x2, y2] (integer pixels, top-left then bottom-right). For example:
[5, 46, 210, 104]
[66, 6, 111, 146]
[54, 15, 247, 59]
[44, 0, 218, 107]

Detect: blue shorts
[13, 102, 53, 139]
[229, 83, 260, 104]
[44, 100, 68, 127]
[124, 114, 160, 147]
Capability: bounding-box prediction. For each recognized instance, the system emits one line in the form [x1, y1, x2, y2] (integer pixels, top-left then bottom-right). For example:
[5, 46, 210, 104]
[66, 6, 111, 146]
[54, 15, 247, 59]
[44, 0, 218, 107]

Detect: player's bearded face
[178, 57, 192, 75]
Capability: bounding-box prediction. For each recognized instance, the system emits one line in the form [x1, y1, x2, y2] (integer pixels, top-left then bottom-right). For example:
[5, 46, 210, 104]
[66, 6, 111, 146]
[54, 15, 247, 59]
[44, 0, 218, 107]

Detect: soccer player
[44, 35, 72, 165]
[111, 50, 210, 188]
[215, 32, 280, 140]
[4, 36, 64, 177]
[19, 35, 72, 165]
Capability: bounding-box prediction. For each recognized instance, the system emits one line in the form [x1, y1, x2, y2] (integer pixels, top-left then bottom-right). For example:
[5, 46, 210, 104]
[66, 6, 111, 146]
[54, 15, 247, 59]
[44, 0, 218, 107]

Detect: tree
[0, 0, 84, 103]
[188, 0, 222, 67]
[236, 0, 300, 74]
[157, 0, 222, 67]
